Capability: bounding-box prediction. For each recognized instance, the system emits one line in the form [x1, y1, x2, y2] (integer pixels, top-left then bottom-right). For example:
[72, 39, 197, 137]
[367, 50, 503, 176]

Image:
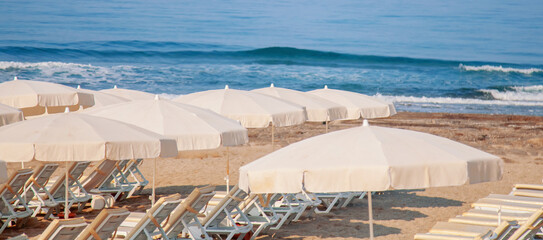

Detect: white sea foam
[459, 64, 543, 74]
[374, 94, 543, 107]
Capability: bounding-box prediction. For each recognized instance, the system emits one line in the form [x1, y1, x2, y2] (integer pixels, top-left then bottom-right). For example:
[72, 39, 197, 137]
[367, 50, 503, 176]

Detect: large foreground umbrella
[308, 85, 396, 119]
[239, 120, 503, 239]
[99, 85, 155, 101]
[175, 85, 306, 148]
[82, 96, 249, 190]
[252, 84, 347, 131]
[0, 112, 178, 217]
[0, 103, 24, 126]
[0, 77, 94, 116]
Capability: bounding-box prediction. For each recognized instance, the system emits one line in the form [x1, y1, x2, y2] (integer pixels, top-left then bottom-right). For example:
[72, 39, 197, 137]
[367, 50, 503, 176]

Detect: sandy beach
[3, 111, 543, 240]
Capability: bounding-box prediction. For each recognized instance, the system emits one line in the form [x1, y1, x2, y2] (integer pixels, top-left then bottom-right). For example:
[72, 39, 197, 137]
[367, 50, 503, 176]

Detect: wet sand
[4, 112, 543, 239]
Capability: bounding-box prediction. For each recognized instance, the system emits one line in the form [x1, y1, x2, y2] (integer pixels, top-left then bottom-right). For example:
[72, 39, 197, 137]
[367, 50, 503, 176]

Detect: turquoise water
[1, 0, 542, 115]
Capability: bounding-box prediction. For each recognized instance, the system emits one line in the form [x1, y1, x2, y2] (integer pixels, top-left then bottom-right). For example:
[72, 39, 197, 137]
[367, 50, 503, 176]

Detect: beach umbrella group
[0, 111, 178, 218]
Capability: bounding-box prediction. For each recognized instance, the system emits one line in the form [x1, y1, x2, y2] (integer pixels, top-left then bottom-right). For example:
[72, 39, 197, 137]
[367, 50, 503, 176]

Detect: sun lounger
[81, 159, 134, 202]
[37, 218, 88, 240]
[76, 208, 130, 240]
[115, 193, 182, 240]
[260, 193, 303, 230]
[311, 192, 358, 214]
[507, 208, 543, 239]
[472, 198, 542, 213]
[122, 159, 148, 198]
[18, 163, 59, 219]
[7, 234, 29, 240]
[200, 185, 252, 240]
[43, 161, 91, 216]
[461, 209, 533, 222]
[237, 193, 281, 240]
[0, 169, 34, 234]
[414, 221, 511, 240]
[162, 185, 216, 240]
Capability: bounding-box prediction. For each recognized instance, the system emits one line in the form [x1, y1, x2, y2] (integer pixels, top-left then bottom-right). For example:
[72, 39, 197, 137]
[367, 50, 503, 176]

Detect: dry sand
[3, 112, 543, 239]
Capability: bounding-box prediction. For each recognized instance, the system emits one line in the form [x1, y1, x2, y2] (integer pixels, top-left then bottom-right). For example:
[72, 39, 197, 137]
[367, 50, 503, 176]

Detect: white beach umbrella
[175, 85, 306, 128]
[0, 77, 94, 116]
[308, 85, 396, 119]
[0, 103, 24, 126]
[239, 120, 503, 239]
[77, 86, 130, 108]
[82, 96, 248, 151]
[175, 85, 306, 149]
[99, 85, 155, 101]
[252, 83, 348, 131]
[0, 111, 178, 217]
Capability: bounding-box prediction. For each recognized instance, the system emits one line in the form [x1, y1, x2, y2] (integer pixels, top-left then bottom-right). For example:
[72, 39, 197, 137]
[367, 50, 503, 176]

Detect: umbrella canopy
[252, 84, 348, 122]
[0, 103, 24, 126]
[99, 85, 155, 101]
[175, 85, 306, 128]
[239, 120, 503, 194]
[77, 87, 129, 108]
[82, 96, 248, 151]
[0, 77, 94, 116]
[308, 85, 396, 119]
[0, 112, 178, 162]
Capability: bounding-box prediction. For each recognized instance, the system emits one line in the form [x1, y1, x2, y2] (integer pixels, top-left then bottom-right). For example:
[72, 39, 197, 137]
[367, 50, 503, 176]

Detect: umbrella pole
[368, 191, 374, 240]
[325, 120, 329, 133]
[21, 162, 24, 169]
[226, 147, 230, 194]
[65, 161, 69, 219]
[152, 158, 157, 205]
[271, 124, 275, 150]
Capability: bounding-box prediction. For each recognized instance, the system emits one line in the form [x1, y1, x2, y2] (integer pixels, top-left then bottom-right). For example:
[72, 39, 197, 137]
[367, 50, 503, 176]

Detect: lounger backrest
[23, 163, 58, 201]
[163, 185, 216, 236]
[49, 161, 90, 199]
[126, 194, 182, 240]
[202, 185, 248, 228]
[38, 218, 88, 240]
[81, 159, 118, 193]
[508, 208, 543, 239]
[0, 169, 33, 214]
[76, 208, 130, 240]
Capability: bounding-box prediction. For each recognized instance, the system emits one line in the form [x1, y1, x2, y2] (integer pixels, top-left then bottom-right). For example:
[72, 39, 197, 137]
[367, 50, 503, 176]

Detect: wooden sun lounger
[415, 220, 515, 240]
[81, 159, 134, 202]
[43, 161, 91, 215]
[162, 185, 216, 240]
[237, 193, 281, 240]
[37, 218, 88, 240]
[18, 163, 59, 219]
[507, 208, 543, 239]
[115, 193, 182, 240]
[76, 208, 130, 240]
[0, 169, 34, 234]
[201, 185, 252, 240]
[472, 198, 542, 213]
[122, 159, 148, 198]
[462, 209, 533, 222]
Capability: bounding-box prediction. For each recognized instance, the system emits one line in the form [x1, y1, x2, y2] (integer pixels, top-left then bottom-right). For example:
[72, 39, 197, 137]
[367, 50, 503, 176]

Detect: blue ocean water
[1, 0, 543, 115]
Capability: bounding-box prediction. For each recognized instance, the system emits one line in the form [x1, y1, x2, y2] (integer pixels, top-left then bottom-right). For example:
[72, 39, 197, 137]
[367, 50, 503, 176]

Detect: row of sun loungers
[1, 159, 365, 238]
[0, 159, 149, 234]
[415, 183, 543, 240]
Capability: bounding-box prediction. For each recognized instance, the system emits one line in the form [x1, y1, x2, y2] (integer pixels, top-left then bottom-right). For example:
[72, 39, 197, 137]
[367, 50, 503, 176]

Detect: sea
[1, 0, 543, 116]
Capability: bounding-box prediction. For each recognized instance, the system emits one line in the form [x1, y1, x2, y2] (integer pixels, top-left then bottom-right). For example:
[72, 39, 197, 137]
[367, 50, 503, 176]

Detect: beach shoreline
[4, 111, 543, 239]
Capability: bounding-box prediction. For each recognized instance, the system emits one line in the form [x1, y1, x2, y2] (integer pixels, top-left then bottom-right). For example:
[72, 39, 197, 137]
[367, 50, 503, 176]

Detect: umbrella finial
[154, 94, 160, 100]
[324, 85, 328, 89]
[225, 85, 229, 89]
[363, 119, 369, 127]
[13, 76, 18, 81]
[114, 85, 118, 89]
[270, 83, 275, 88]
[77, 85, 81, 89]
[64, 107, 70, 113]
